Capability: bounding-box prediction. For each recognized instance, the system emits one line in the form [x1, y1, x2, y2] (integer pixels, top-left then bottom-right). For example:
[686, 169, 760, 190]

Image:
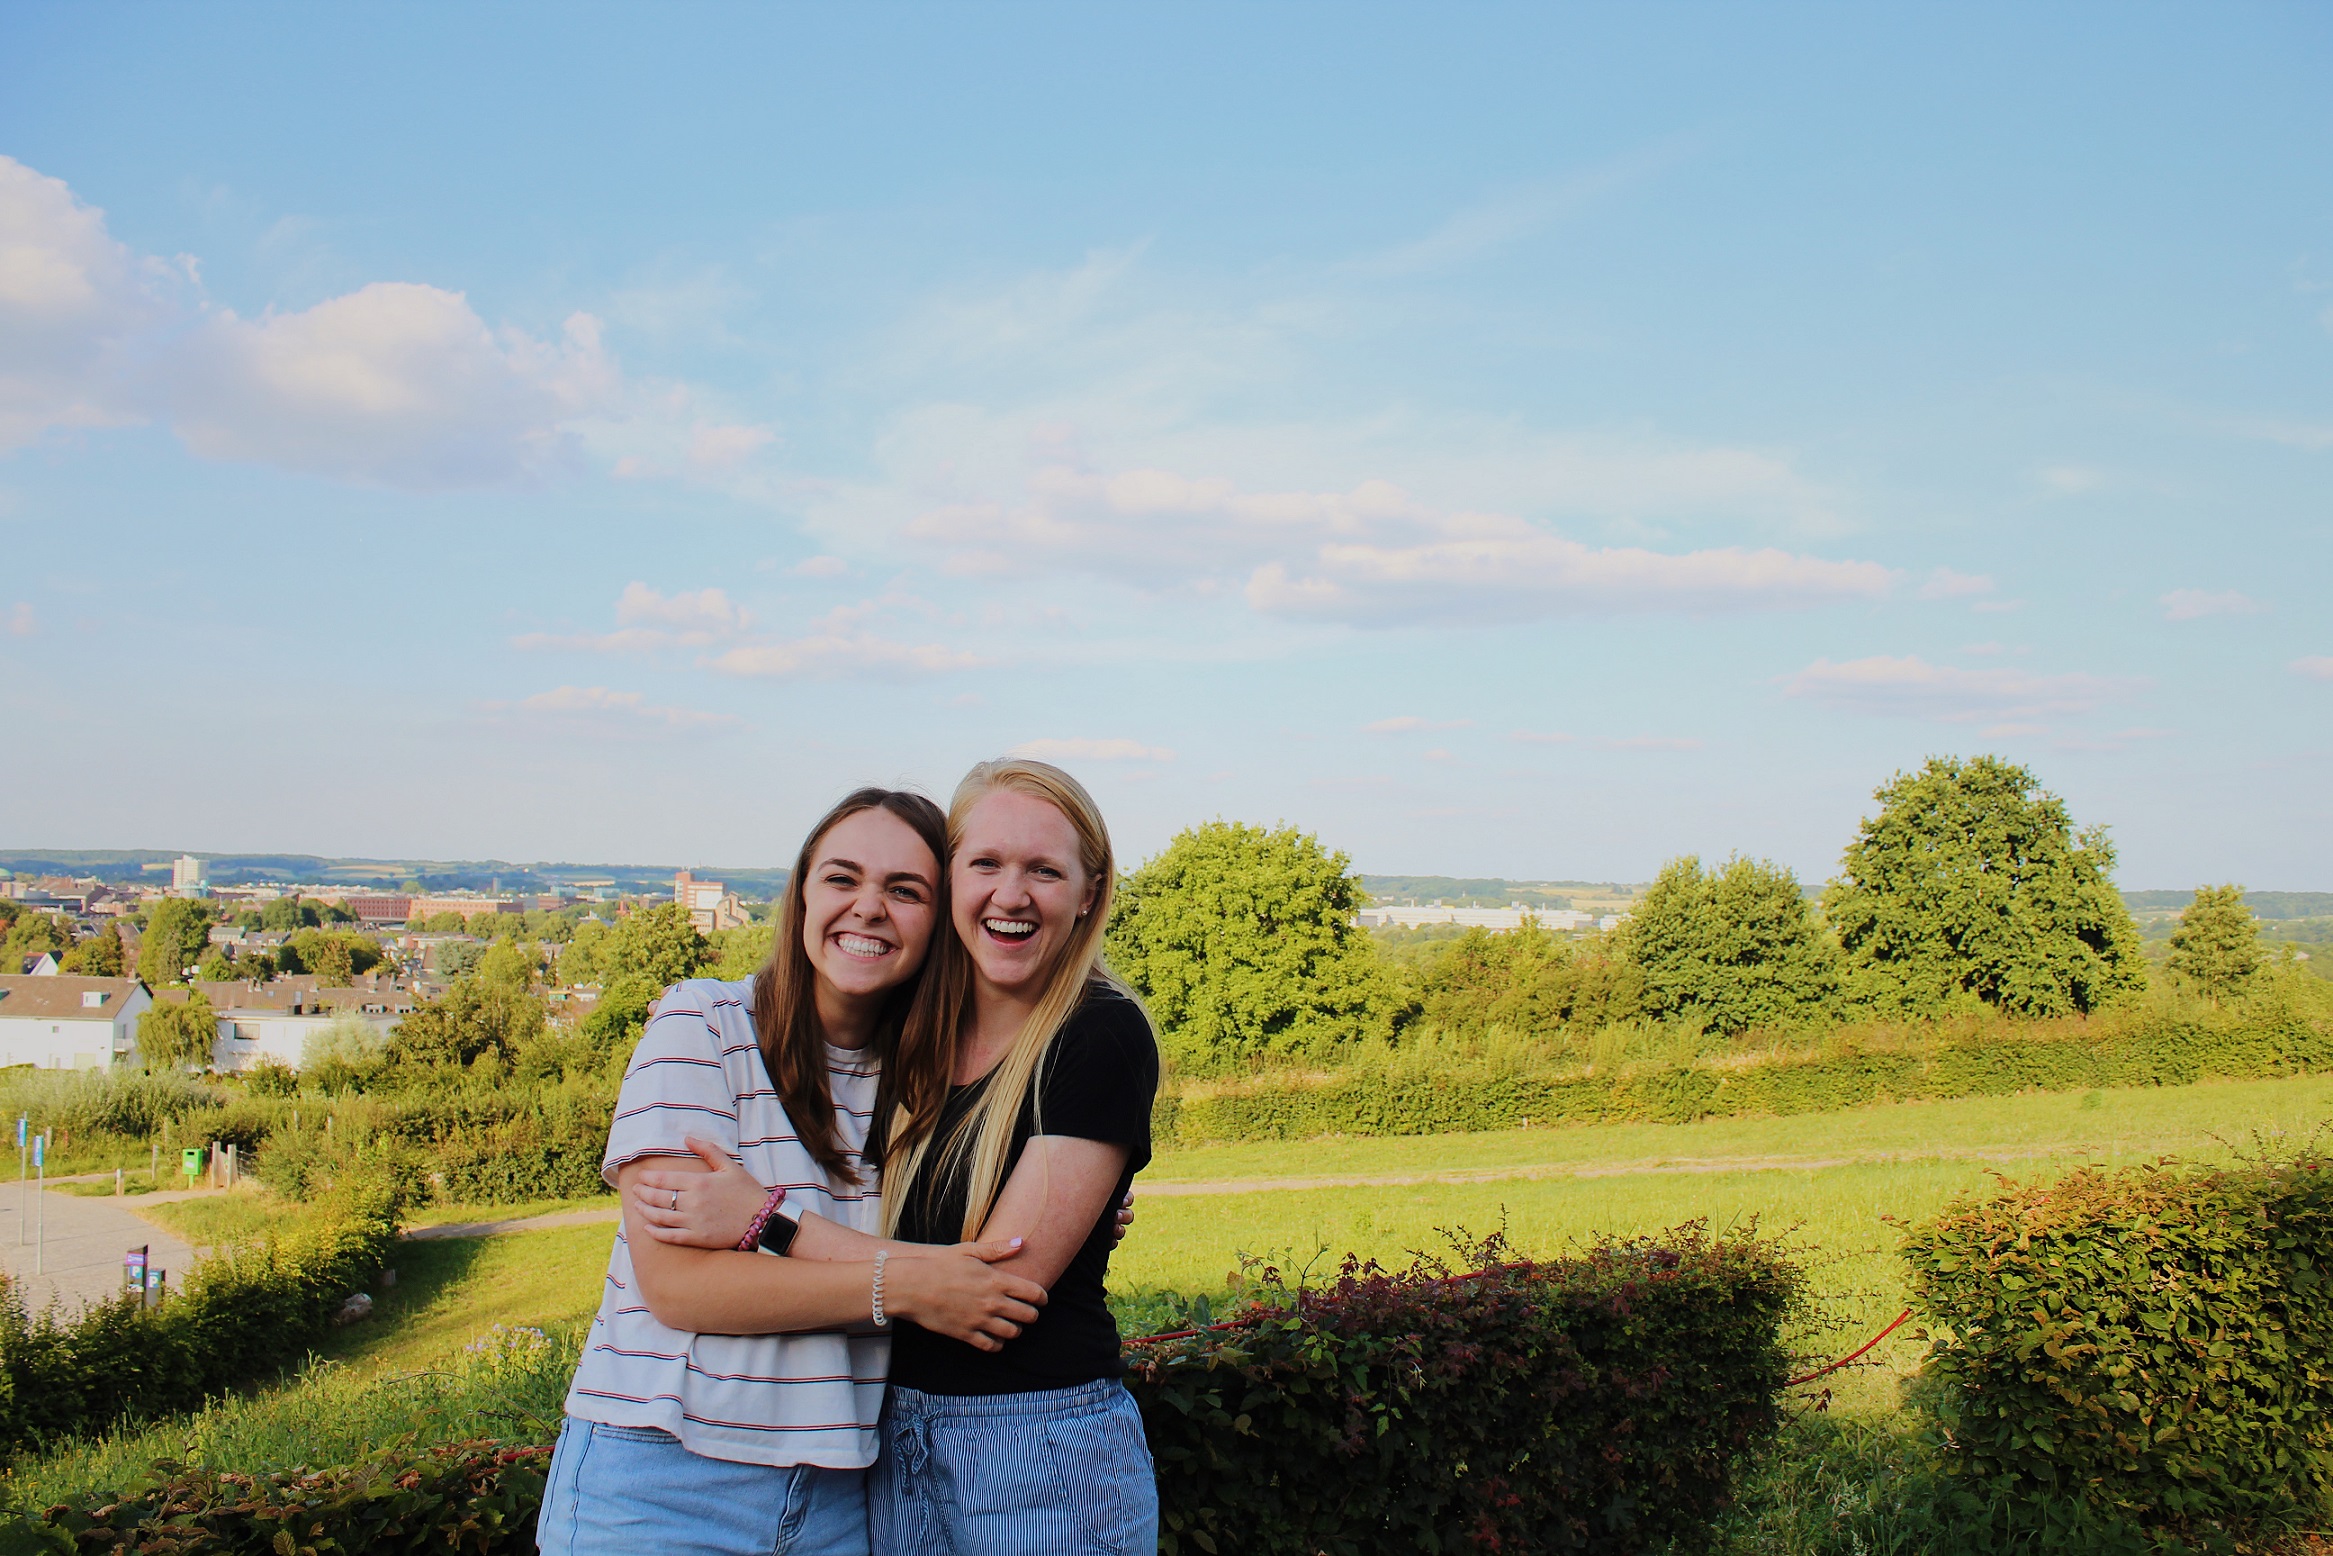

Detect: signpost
[15, 1116, 24, 1247]
[125, 1245, 147, 1298]
[33, 1132, 45, 1275]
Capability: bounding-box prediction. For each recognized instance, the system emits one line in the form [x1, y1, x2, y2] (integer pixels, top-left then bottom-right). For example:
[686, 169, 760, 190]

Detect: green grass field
[10, 1072, 2329, 1532]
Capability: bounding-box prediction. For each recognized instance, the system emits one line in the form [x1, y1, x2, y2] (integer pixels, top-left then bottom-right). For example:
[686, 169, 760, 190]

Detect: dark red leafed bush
[1124, 1226, 1803, 1555]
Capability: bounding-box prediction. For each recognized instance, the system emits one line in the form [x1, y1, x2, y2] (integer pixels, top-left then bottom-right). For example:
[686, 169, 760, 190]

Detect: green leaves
[1824, 755, 2147, 1019]
[1109, 821, 1401, 1074]
[1624, 855, 1842, 1035]
[2168, 886, 2263, 1002]
[1904, 1154, 2333, 1545]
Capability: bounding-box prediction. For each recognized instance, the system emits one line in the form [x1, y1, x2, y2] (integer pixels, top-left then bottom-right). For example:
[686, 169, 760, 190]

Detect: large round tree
[1822, 755, 2145, 1017]
[1107, 821, 1399, 1074]
[1625, 855, 1841, 1035]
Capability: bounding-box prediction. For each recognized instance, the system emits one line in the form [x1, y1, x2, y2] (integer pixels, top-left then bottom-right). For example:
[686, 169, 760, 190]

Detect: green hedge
[0, 1440, 548, 1555]
[1127, 1227, 1802, 1555]
[1903, 1154, 2333, 1549]
[1162, 998, 2333, 1144]
[0, 1181, 400, 1463]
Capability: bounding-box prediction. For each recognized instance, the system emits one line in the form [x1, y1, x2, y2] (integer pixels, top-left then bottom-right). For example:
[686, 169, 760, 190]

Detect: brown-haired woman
[541, 788, 1050, 1556]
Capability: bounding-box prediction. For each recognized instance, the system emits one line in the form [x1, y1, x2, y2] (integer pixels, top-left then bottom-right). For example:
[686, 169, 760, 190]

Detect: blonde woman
[867, 758, 1161, 1554]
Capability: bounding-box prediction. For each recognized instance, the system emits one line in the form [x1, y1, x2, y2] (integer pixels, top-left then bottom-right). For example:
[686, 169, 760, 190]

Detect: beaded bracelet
[872, 1248, 891, 1328]
[736, 1185, 789, 1252]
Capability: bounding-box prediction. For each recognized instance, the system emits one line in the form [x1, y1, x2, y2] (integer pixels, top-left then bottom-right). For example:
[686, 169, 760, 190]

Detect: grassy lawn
[135, 1190, 611, 1248]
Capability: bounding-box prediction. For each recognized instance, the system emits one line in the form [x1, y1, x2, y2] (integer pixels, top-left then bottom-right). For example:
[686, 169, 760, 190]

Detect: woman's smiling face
[799, 806, 942, 1001]
[951, 788, 1096, 1000]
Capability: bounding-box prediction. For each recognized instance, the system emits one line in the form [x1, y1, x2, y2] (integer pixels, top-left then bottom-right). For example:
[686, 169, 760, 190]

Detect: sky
[1, 4, 2328, 888]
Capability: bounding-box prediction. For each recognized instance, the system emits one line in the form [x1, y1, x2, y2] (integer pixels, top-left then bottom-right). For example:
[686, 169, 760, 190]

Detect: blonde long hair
[878, 758, 1128, 1239]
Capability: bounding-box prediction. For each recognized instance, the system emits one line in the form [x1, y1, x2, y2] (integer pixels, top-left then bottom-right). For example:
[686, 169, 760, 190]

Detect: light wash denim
[868, 1379, 1158, 1556]
[536, 1417, 870, 1556]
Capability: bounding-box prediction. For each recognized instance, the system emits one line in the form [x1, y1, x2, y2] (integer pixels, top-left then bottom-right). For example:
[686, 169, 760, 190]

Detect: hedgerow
[0, 1441, 549, 1556]
[1161, 989, 2333, 1144]
[0, 1179, 400, 1463]
[1125, 1226, 1803, 1555]
[1903, 1153, 2333, 1550]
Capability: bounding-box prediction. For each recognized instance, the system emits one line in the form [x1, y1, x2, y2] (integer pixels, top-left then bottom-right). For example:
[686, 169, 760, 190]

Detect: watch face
[761, 1212, 800, 1256]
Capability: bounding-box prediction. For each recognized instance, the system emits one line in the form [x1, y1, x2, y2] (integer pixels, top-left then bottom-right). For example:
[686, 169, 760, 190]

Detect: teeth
[984, 919, 1037, 936]
[837, 934, 890, 957]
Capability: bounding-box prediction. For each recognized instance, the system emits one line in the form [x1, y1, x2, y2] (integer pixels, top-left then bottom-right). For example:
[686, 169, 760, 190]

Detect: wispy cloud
[1508, 729, 1576, 745]
[911, 464, 1892, 626]
[1008, 737, 1175, 763]
[483, 684, 740, 731]
[513, 582, 752, 653]
[2292, 656, 2333, 681]
[4, 603, 34, 638]
[1354, 142, 1691, 277]
[1596, 735, 1703, 751]
[2053, 726, 2175, 753]
[1783, 655, 2144, 725]
[2160, 588, 2266, 621]
[1364, 715, 1472, 733]
[1917, 567, 1995, 601]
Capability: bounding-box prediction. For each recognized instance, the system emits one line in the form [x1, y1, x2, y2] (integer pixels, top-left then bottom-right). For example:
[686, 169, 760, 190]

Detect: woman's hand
[629, 1137, 770, 1248]
[1114, 1189, 1134, 1244]
[884, 1252, 1047, 1351]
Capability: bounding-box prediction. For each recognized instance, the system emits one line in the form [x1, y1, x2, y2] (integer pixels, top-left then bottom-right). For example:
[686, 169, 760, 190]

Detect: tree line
[1105, 755, 2291, 1077]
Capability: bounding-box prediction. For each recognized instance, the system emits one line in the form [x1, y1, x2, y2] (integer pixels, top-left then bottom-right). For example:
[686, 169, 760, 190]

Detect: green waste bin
[181, 1147, 205, 1186]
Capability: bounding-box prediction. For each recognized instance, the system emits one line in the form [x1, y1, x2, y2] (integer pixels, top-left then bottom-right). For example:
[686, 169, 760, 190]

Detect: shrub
[1624, 856, 1841, 1035]
[1126, 1226, 1802, 1555]
[1, 1440, 549, 1555]
[0, 1178, 401, 1462]
[1902, 1153, 2333, 1547]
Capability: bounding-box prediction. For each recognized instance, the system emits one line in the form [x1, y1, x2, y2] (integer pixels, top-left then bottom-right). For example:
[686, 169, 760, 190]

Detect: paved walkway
[0, 1182, 200, 1314]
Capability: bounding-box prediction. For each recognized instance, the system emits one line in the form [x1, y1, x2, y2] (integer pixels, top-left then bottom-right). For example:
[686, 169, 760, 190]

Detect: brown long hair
[879, 758, 1131, 1238]
[753, 787, 949, 1182]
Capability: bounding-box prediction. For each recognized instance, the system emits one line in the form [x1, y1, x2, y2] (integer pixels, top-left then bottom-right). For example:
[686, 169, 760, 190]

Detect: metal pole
[34, 1134, 45, 1275]
[16, 1116, 25, 1247]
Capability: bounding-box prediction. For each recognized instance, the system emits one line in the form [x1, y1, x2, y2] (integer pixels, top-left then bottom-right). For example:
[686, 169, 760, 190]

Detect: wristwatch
[758, 1207, 801, 1257]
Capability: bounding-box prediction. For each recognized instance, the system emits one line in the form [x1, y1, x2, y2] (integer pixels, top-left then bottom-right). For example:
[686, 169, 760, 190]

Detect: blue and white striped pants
[868, 1379, 1158, 1555]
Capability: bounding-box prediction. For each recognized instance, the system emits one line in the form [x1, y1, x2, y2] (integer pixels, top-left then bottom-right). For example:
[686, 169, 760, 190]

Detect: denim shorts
[536, 1417, 870, 1556]
[868, 1378, 1157, 1556]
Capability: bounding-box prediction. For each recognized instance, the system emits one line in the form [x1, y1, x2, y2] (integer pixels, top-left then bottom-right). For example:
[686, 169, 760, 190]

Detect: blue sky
[2, 4, 2327, 887]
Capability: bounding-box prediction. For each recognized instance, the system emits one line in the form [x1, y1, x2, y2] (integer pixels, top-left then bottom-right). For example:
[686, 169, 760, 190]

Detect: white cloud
[2160, 588, 2266, 621]
[4, 602, 34, 637]
[0, 156, 644, 488]
[0, 155, 169, 451]
[909, 464, 1892, 626]
[2041, 465, 2106, 494]
[2292, 656, 2333, 681]
[496, 685, 739, 730]
[514, 582, 751, 654]
[688, 422, 775, 470]
[1008, 737, 1176, 763]
[1364, 715, 1471, 733]
[1917, 567, 1995, 600]
[701, 600, 983, 680]
[168, 285, 614, 487]
[1783, 655, 2143, 724]
[792, 556, 848, 578]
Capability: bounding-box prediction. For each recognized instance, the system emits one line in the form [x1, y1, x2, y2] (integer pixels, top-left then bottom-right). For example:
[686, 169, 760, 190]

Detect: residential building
[407, 894, 519, 923]
[198, 977, 417, 1071]
[343, 894, 414, 925]
[171, 855, 208, 894]
[0, 976, 153, 1068]
[16, 952, 60, 976]
[674, 870, 750, 933]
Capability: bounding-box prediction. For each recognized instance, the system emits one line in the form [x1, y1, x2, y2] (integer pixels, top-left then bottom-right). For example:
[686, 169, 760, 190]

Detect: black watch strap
[758, 1210, 801, 1257]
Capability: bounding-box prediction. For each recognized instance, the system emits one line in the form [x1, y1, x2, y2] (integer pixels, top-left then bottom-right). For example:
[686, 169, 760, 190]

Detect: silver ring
[670, 1189, 680, 1211]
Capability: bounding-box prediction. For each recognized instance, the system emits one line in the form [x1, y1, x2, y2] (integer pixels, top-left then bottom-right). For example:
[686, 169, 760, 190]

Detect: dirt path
[0, 1183, 201, 1313]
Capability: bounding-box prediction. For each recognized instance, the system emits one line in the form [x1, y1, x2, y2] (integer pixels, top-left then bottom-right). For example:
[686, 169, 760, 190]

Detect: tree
[259, 897, 308, 932]
[196, 947, 237, 982]
[138, 899, 217, 985]
[2167, 884, 2260, 1001]
[302, 1012, 388, 1090]
[556, 919, 612, 985]
[601, 903, 710, 992]
[1823, 756, 2146, 1018]
[709, 923, 775, 981]
[1624, 856, 1841, 1035]
[137, 992, 218, 1070]
[1107, 821, 1401, 1073]
[59, 927, 125, 977]
[389, 976, 547, 1068]
[1410, 922, 1641, 1041]
[4, 910, 72, 961]
[279, 930, 381, 983]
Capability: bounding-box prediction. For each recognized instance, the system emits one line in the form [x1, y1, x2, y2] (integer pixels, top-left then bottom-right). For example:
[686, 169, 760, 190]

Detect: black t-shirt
[886, 983, 1159, 1395]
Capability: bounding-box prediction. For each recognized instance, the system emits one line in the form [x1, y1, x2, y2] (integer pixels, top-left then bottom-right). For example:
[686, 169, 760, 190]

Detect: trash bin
[180, 1147, 205, 1185]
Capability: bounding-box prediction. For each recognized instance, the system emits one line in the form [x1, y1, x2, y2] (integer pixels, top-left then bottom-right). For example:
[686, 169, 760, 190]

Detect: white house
[199, 979, 415, 1071]
[0, 976, 154, 1068]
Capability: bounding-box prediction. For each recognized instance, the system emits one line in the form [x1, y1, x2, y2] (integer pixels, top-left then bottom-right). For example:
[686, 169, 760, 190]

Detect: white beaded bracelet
[871, 1248, 890, 1328]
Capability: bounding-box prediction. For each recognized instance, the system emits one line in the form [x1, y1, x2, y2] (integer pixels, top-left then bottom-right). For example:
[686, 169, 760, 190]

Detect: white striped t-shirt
[562, 977, 890, 1469]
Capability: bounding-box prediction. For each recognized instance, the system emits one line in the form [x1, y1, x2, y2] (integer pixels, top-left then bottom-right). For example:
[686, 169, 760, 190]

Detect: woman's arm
[616, 1155, 1047, 1348]
[969, 1135, 1130, 1290]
